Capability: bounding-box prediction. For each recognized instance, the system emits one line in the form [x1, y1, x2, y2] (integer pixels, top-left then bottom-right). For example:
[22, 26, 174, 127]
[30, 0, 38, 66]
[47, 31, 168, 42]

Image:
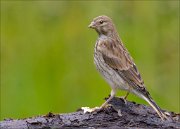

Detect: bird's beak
[88, 21, 95, 29]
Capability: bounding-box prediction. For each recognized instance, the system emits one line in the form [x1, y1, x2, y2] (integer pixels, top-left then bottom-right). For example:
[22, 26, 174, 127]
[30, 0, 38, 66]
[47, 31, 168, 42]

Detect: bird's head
[88, 15, 116, 37]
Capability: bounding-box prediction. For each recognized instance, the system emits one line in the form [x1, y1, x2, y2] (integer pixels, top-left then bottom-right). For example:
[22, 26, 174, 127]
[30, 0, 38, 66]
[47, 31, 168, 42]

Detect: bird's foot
[81, 104, 112, 114]
[81, 107, 101, 114]
[119, 96, 127, 104]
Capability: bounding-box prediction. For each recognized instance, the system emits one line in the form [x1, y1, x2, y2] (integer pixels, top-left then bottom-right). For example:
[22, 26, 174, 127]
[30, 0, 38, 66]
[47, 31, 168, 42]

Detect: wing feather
[97, 38, 145, 88]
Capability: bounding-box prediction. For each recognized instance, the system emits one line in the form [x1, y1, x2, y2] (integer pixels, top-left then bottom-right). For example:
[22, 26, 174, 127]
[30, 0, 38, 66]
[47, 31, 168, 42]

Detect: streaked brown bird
[88, 15, 168, 120]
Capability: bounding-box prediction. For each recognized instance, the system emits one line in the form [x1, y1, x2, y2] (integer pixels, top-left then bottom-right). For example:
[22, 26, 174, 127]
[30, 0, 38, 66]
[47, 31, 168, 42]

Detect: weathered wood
[0, 97, 179, 129]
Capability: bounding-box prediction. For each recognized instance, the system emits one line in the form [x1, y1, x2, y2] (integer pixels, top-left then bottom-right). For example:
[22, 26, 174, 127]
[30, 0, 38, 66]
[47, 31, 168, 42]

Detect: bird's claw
[81, 107, 101, 114]
[120, 96, 127, 104]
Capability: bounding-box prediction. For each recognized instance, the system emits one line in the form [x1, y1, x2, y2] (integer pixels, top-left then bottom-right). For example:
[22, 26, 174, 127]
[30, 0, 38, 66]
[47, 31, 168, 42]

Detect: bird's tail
[137, 90, 168, 120]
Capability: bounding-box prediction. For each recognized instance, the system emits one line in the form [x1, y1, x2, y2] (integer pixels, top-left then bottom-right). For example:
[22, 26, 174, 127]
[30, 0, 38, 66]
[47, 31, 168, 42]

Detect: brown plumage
[89, 15, 168, 120]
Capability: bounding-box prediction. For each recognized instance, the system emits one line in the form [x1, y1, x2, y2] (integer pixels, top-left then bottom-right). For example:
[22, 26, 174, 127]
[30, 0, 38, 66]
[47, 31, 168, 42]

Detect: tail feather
[142, 94, 168, 120]
[135, 90, 168, 120]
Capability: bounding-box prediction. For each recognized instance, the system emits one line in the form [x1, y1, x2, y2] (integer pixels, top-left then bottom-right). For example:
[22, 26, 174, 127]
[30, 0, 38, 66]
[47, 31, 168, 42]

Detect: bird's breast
[94, 48, 128, 91]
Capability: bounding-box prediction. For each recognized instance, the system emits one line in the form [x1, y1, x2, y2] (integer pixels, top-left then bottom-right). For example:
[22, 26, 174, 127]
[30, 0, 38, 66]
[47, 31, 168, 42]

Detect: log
[0, 97, 179, 129]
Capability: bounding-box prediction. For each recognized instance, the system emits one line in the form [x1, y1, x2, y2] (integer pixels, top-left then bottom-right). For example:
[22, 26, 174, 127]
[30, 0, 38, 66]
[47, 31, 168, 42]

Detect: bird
[87, 15, 168, 120]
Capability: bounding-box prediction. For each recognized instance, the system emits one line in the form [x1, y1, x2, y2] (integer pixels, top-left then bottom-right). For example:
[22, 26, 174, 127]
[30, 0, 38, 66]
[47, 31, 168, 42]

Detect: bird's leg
[99, 89, 116, 109]
[82, 89, 116, 113]
[124, 91, 130, 100]
[120, 92, 129, 104]
[120, 87, 131, 104]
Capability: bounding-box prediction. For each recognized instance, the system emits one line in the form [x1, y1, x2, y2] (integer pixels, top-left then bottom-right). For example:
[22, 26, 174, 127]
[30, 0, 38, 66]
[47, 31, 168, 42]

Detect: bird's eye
[99, 20, 104, 24]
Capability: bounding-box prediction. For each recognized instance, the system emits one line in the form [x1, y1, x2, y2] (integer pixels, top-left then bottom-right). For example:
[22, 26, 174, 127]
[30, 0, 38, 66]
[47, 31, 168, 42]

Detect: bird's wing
[97, 38, 168, 120]
[97, 38, 145, 89]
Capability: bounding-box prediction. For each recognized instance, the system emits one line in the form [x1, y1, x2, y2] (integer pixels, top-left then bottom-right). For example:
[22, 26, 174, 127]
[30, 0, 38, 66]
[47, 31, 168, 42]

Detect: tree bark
[0, 97, 179, 129]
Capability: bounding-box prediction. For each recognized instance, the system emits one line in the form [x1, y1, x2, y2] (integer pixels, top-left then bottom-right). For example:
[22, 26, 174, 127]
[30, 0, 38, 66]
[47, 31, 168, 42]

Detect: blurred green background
[1, 1, 179, 120]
